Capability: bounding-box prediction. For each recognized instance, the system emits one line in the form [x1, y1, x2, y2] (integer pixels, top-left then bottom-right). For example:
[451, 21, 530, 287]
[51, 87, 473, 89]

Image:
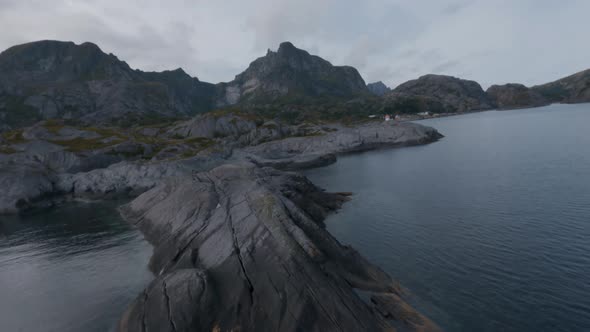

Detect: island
[1, 39, 589, 331]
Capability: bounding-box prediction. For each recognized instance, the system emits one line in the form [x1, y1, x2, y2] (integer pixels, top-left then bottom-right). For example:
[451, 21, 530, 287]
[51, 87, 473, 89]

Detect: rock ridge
[117, 163, 442, 332]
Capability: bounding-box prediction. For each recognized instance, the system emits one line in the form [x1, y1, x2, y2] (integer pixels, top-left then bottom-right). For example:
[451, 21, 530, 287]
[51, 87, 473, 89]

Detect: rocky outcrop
[390, 74, 495, 113]
[167, 113, 260, 140]
[0, 118, 441, 214]
[531, 68, 590, 103]
[0, 40, 216, 128]
[0, 158, 187, 214]
[367, 81, 391, 96]
[216, 42, 368, 106]
[118, 163, 441, 332]
[244, 121, 443, 169]
[0, 111, 444, 331]
[0, 162, 56, 214]
[486, 83, 549, 109]
[483, 68, 590, 110]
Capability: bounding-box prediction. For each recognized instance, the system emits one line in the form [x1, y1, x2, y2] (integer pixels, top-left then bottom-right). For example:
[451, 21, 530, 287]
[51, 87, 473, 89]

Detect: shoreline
[404, 102, 571, 123]
[1, 119, 444, 331]
[115, 121, 444, 332]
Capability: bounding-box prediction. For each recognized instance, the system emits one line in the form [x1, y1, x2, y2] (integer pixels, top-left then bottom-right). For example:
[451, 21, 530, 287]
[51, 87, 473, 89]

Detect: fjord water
[305, 104, 590, 332]
[0, 201, 153, 332]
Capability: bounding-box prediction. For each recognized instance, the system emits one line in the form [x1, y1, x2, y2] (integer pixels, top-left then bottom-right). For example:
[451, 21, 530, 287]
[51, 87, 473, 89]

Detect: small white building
[384, 114, 391, 121]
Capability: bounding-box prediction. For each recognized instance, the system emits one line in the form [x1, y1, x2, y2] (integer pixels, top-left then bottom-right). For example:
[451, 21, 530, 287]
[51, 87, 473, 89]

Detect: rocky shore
[3, 37, 589, 332]
[0, 115, 443, 331]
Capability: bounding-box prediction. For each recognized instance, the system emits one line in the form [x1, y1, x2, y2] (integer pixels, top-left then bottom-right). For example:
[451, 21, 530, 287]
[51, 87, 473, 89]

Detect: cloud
[0, 0, 589, 88]
[441, 0, 474, 15]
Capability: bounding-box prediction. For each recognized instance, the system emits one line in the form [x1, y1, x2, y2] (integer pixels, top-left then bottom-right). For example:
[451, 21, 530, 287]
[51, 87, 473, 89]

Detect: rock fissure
[162, 280, 178, 332]
[226, 197, 256, 303]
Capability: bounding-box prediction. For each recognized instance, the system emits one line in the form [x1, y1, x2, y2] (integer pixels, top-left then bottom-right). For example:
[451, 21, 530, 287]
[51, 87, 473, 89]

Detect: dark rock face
[118, 163, 441, 332]
[532, 68, 590, 103]
[0, 40, 216, 128]
[119, 269, 217, 332]
[391, 74, 495, 113]
[367, 81, 391, 96]
[216, 42, 368, 106]
[486, 83, 549, 109]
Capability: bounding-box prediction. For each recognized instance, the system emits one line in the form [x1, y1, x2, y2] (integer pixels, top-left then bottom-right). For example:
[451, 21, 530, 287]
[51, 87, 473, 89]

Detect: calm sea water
[305, 104, 590, 332]
[0, 200, 153, 332]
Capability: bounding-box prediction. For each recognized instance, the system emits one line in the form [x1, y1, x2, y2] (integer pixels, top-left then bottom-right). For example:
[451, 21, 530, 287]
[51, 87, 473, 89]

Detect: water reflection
[0, 200, 153, 332]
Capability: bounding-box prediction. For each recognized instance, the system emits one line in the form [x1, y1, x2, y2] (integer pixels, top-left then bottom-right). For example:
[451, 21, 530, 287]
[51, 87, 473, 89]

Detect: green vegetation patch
[45, 125, 129, 152]
[0, 146, 17, 154]
[1, 129, 27, 144]
[260, 122, 279, 130]
[49, 137, 124, 152]
[207, 108, 263, 124]
[43, 119, 66, 134]
[185, 137, 214, 147]
[84, 126, 126, 140]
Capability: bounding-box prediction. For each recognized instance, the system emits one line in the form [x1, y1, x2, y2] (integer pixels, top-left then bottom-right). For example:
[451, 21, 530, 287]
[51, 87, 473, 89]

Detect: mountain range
[1, 40, 589, 131]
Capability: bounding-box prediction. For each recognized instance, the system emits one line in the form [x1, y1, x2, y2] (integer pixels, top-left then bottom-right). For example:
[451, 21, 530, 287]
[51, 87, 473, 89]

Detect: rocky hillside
[486, 83, 549, 109]
[531, 68, 590, 103]
[0, 40, 216, 129]
[216, 42, 368, 106]
[2, 39, 588, 129]
[485, 69, 590, 109]
[389, 74, 495, 113]
[0, 40, 372, 130]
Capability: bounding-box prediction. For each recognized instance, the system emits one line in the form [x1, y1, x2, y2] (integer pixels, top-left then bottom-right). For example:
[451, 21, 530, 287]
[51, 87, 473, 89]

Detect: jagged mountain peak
[0, 40, 133, 83]
[0, 40, 217, 128]
[217, 41, 367, 106]
[277, 41, 297, 52]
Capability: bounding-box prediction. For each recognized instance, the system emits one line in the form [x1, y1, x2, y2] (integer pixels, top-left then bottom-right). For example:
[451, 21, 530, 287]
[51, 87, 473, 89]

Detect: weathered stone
[167, 113, 258, 139]
[244, 121, 443, 169]
[118, 269, 216, 332]
[118, 163, 427, 331]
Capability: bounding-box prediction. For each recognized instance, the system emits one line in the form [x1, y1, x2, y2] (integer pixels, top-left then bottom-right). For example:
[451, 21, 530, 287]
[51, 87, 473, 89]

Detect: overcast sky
[1, 0, 589, 88]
